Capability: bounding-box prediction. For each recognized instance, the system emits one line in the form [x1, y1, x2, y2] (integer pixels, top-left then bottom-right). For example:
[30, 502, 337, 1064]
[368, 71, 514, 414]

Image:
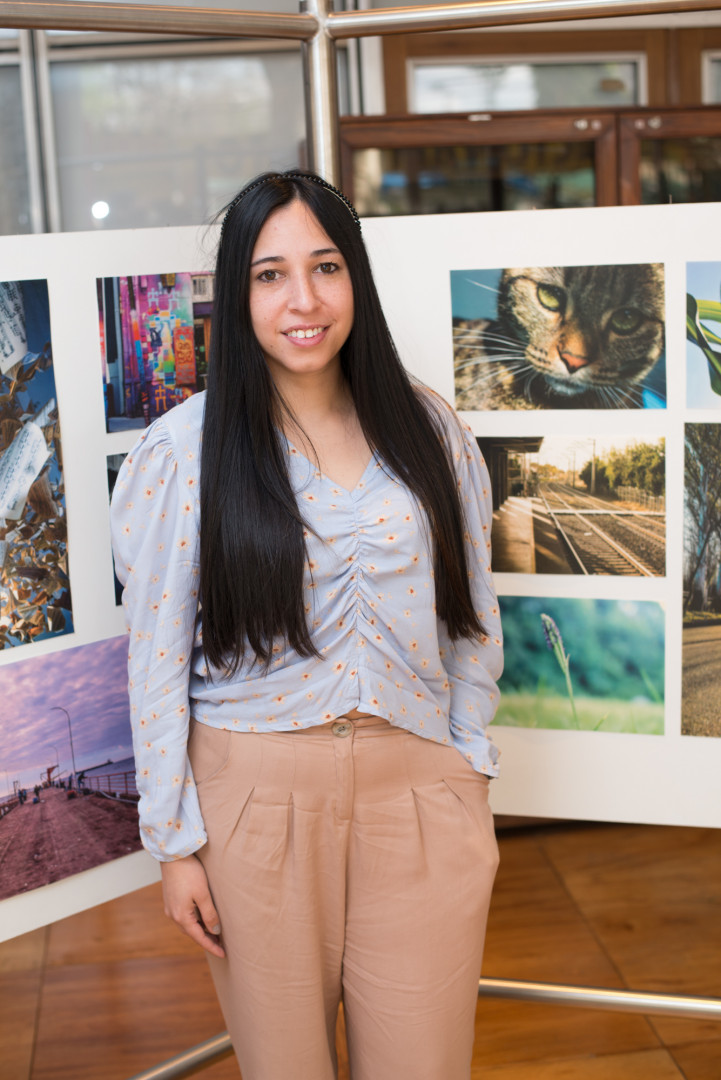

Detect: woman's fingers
[160, 855, 226, 959]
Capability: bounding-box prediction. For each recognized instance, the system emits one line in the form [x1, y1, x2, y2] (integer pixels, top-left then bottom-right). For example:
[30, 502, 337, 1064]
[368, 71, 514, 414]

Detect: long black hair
[201, 170, 484, 673]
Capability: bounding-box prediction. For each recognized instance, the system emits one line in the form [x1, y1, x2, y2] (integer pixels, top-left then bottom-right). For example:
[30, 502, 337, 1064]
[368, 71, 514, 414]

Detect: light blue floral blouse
[110, 390, 503, 861]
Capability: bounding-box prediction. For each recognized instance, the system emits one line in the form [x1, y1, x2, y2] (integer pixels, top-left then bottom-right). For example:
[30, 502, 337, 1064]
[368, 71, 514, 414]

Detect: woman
[111, 170, 502, 1080]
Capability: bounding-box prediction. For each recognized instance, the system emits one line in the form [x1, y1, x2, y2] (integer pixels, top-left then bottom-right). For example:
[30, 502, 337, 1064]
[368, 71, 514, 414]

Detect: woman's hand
[160, 855, 225, 958]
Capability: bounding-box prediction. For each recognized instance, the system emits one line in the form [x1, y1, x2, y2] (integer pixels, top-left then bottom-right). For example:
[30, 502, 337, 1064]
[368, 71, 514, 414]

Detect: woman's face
[248, 198, 354, 388]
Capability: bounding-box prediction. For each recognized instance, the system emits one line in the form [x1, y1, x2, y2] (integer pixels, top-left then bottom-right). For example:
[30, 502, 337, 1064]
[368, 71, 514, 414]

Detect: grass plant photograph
[495, 595, 664, 734]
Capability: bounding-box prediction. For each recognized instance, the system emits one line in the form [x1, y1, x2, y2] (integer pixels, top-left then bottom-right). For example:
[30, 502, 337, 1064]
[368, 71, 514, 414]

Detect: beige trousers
[190, 716, 499, 1080]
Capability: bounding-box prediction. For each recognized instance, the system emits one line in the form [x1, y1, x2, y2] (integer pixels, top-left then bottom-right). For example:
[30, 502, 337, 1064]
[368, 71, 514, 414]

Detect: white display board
[0, 203, 719, 941]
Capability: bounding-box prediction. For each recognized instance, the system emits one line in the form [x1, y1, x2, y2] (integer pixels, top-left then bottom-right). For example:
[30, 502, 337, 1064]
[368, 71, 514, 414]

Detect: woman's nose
[287, 273, 318, 312]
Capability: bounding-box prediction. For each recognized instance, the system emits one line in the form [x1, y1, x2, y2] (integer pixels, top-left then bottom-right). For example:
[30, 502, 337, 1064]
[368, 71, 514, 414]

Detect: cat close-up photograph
[452, 263, 666, 410]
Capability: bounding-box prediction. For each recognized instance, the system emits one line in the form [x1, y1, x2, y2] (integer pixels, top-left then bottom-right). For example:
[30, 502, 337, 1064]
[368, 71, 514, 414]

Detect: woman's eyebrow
[250, 247, 340, 268]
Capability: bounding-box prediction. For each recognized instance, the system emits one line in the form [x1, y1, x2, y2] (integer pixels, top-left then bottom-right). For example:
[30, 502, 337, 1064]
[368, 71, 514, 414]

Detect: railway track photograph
[683, 423, 721, 738]
[0, 635, 141, 901]
[481, 434, 665, 576]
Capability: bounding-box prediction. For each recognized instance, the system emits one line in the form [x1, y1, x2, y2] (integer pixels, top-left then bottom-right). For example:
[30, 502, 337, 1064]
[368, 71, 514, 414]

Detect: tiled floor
[2, 821, 720, 1079]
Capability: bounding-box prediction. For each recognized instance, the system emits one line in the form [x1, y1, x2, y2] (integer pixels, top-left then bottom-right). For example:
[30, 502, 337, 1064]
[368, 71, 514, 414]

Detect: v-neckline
[285, 438, 376, 494]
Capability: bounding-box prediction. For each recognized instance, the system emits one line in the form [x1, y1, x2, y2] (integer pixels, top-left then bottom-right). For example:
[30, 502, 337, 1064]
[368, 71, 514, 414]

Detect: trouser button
[331, 721, 352, 738]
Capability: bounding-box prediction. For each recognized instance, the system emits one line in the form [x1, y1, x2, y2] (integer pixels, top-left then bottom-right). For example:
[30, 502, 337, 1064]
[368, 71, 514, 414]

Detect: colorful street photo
[0, 635, 140, 901]
[0, 279, 72, 648]
[452, 264, 666, 410]
[494, 595, 665, 733]
[98, 271, 214, 431]
[683, 422, 721, 737]
[483, 434, 665, 576]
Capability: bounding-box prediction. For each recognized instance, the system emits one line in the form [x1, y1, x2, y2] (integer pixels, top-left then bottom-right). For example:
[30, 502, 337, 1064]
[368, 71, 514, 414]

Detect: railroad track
[539, 483, 665, 576]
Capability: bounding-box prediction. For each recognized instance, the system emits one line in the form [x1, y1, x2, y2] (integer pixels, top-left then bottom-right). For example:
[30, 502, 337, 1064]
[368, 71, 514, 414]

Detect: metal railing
[126, 979, 721, 1080]
[2, 0, 721, 182]
[80, 770, 138, 799]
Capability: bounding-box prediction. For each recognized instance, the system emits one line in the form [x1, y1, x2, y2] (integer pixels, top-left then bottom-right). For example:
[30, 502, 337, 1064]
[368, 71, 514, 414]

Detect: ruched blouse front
[110, 390, 503, 861]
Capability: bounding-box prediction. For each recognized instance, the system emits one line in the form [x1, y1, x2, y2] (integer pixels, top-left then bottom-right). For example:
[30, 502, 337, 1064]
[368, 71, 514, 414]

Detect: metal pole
[127, 1032, 233, 1080]
[477, 977, 721, 1020]
[2, 0, 721, 40]
[0, 2, 318, 37]
[326, 0, 721, 38]
[301, 0, 340, 184]
[125, 978, 721, 1080]
[51, 705, 77, 781]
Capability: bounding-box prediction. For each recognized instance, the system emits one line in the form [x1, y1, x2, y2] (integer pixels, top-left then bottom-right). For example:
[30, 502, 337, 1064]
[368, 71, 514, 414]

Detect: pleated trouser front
[189, 715, 499, 1080]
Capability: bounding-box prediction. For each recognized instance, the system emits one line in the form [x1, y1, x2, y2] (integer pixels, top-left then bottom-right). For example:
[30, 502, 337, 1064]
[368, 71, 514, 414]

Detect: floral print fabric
[110, 390, 503, 861]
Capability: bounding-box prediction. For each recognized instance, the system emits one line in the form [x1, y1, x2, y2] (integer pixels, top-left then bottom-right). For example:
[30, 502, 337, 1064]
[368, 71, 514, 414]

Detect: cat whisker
[475, 333, 529, 349]
[464, 279, 501, 296]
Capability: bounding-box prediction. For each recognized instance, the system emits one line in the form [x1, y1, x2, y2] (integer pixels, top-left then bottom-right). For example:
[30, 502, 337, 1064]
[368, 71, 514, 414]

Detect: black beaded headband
[220, 172, 362, 239]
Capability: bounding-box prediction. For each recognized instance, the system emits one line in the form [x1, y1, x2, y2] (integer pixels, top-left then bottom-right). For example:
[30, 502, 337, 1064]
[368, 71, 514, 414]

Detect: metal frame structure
[4, 0, 721, 182]
[1, 0, 720, 1072]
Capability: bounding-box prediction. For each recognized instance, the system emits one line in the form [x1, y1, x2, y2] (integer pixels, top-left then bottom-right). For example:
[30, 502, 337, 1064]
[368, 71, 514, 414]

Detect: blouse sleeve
[110, 419, 207, 861]
[436, 407, 503, 775]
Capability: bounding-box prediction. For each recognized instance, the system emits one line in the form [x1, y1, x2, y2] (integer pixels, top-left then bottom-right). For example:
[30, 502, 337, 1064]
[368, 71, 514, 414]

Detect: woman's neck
[275, 364, 355, 441]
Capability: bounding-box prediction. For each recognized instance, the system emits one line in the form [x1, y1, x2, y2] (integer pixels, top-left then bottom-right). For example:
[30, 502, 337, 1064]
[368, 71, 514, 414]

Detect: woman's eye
[536, 283, 566, 313]
[257, 269, 279, 283]
[316, 262, 339, 274]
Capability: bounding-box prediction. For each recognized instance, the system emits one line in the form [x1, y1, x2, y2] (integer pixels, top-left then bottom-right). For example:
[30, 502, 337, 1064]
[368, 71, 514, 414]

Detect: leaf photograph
[686, 261, 721, 408]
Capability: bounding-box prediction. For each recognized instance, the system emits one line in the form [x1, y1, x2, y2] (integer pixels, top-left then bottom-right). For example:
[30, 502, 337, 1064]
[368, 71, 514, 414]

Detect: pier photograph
[0, 635, 141, 901]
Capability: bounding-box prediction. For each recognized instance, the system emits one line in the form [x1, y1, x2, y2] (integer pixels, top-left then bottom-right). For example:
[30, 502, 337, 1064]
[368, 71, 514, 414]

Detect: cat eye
[609, 307, 643, 335]
[536, 283, 566, 314]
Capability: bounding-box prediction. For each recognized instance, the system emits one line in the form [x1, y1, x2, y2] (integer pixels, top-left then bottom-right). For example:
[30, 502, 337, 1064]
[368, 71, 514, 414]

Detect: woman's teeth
[286, 327, 323, 339]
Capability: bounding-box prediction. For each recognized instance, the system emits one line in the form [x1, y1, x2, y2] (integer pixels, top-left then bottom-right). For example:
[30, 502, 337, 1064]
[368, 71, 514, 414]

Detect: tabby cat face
[495, 264, 665, 405]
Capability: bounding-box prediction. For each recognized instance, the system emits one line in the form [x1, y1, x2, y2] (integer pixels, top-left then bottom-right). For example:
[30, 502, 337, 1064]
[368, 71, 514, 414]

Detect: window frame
[382, 28, 668, 115]
[339, 110, 619, 211]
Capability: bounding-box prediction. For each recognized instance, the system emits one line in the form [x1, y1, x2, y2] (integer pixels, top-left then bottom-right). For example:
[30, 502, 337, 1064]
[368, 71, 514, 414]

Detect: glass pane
[640, 138, 721, 204]
[352, 143, 596, 217]
[412, 60, 639, 113]
[707, 58, 721, 102]
[50, 53, 306, 231]
[0, 66, 32, 234]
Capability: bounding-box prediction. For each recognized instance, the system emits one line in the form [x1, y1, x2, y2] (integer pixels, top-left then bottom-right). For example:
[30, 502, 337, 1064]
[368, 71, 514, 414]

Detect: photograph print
[683, 422, 721, 738]
[0, 279, 72, 649]
[0, 634, 140, 902]
[686, 260, 721, 408]
[98, 271, 214, 432]
[495, 595, 665, 734]
[482, 434, 665, 576]
[452, 263, 666, 410]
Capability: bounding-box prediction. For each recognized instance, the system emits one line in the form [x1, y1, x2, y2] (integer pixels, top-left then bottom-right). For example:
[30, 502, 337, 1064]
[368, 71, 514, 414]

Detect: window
[409, 55, 645, 113]
[0, 32, 35, 233]
[0, 29, 351, 234]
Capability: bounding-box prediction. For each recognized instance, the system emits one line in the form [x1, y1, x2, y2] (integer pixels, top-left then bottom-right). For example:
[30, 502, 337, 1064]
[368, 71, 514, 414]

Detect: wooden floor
[3, 820, 720, 1080]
